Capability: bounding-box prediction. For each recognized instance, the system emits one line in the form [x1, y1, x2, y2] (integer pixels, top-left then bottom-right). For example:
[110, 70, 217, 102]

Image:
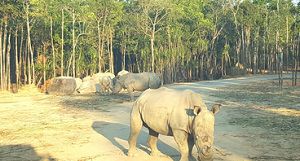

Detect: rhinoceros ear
[193, 106, 202, 115]
[211, 103, 221, 115]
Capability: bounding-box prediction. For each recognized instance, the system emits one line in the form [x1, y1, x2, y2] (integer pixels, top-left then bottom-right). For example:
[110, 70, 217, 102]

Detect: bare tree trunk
[136, 53, 140, 73]
[0, 24, 3, 90]
[150, 31, 155, 72]
[27, 38, 31, 85]
[72, 10, 76, 77]
[292, 42, 295, 86]
[67, 54, 72, 76]
[263, 29, 266, 73]
[296, 34, 299, 86]
[200, 54, 204, 79]
[50, 17, 56, 77]
[286, 16, 289, 72]
[109, 27, 114, 74]
[30, 45, 35, 84]
[19, 26, 23, 85]
[61, 8, 64, 76]
[122, 45, 126, 70]
[15, 29, 19, 89]
[2, 18, 8, 89]
[24, 38, 28, 84]
[97, 20, 102, 72]
[99, 8, 108, 72]
[6, 31, 11, 90]
[43, 43, 46, 86]
[26, 2, 35, 84]
[296, 59, 298, 86]
[241, 25, 245, 65]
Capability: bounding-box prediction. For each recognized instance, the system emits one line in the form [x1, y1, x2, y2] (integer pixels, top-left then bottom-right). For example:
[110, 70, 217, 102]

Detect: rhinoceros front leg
[173, 130, 189, 161]
[128, 106, 143, 157]
[188, 134, 195, 160]
[127, 86, 135, 101]
[147, 128, 166, 157]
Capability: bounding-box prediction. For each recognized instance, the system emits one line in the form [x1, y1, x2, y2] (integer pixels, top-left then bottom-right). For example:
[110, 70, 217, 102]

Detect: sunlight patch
[265, 108, 300, 117]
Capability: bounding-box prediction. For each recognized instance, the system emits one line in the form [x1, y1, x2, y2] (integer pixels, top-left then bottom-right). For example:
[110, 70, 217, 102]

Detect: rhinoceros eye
[202, 136, 208, 142]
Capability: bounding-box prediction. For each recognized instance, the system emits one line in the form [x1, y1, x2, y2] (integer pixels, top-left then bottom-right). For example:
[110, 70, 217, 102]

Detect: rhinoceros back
[136, 88, 194, 135]
[123, 72, 161, 91]
[147, 72, 161, 89]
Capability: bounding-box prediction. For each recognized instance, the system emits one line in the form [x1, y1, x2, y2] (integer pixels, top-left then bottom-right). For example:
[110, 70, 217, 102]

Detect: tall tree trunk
[19, 26, 23, 85]
[221, 56, 224, 77]
[241, 25, 245, 65]
[27, 38, 31, 85]
[15, 29, 19, 89]
[296, 33, 299, 86]
[24, 38, 28, 84]
[276, 30, 279, 74]
[122, 44, 126, 70]
[50, 17, 56, 77]
[254, 30, 259, 74]
[97, 20, 102, 72]
[263, 27, 266, 73]
[150, 30, 155, 72]
[99, 8, 108, 72]
[61, 8, 64, 76]
[6, 31, 11, 90]
[106, 31, 110, 73]
[109, 27, 114, 74]
[26, 2, 35, 84]
[0, 24, 3, 90]
[67, 54, 72, 76]
[72, 10, 76, 77]
[200, 54, 204, 79]
[292, 42, 296, 86]
[43, 43, 46, 86]
[286, 16, 289, 72]
[2, 18, 8, 89]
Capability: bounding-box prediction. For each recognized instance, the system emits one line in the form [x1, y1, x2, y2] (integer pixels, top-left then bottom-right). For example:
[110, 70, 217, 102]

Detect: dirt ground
[0, 74, 299, 161]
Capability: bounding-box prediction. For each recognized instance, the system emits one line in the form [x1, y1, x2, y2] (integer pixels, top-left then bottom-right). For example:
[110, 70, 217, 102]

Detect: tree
[132, 0, 171, 72]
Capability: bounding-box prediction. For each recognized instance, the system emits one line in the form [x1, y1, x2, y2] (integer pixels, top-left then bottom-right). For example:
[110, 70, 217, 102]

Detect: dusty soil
[0, 74, 299, 161]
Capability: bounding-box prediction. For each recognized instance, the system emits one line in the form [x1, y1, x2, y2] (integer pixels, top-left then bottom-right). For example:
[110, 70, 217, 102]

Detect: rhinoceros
[117, 70, 129, 77]
[128, 87, 221, 161]
[93, 72, 115, 94]
[111, 72, 161, 100]
[75, 78, 83, 91]
[77, 72, 115, 94]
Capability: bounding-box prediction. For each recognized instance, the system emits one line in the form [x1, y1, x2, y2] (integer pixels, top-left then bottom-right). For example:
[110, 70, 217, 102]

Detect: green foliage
[0, 0, 299, 84]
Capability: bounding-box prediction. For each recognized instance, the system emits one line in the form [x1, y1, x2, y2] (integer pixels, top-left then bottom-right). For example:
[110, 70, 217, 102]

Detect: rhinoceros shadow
[92, 121, 181, 160]
[0, 144, 56, 161]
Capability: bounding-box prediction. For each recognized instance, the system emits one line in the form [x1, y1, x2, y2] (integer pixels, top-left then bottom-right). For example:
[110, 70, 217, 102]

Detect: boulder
[47, 77, 77, 95]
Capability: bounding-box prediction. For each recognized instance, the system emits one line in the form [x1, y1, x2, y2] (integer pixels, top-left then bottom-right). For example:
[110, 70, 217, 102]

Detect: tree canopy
[0, 0, 299, 90]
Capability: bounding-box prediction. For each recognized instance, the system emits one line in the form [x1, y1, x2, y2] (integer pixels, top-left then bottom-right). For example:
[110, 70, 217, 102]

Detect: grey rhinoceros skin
[112, 72, 161, 100]
[77, 72, 115, 94]
[128, 87, 221, 161]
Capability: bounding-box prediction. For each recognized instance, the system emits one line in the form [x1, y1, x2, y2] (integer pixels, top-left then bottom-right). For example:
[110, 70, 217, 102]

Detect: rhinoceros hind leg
[147, 128, 165, 157]
[128, 107, 143, 157]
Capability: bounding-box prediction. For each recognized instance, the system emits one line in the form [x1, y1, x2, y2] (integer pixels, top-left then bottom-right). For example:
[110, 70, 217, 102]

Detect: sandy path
[0, 74, 299, 161]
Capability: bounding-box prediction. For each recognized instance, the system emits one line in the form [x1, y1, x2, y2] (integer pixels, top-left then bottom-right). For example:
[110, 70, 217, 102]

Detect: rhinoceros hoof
[150, 151, 167, 157]
[127, 149, 137, 157]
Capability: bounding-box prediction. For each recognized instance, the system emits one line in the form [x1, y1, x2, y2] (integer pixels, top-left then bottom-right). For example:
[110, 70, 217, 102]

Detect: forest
[0, 0, 299, 91]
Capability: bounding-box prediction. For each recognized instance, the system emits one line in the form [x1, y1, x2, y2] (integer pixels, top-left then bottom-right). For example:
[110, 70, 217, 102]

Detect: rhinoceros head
[111, 77, 123, 93]
[192, 103, 221, 161]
